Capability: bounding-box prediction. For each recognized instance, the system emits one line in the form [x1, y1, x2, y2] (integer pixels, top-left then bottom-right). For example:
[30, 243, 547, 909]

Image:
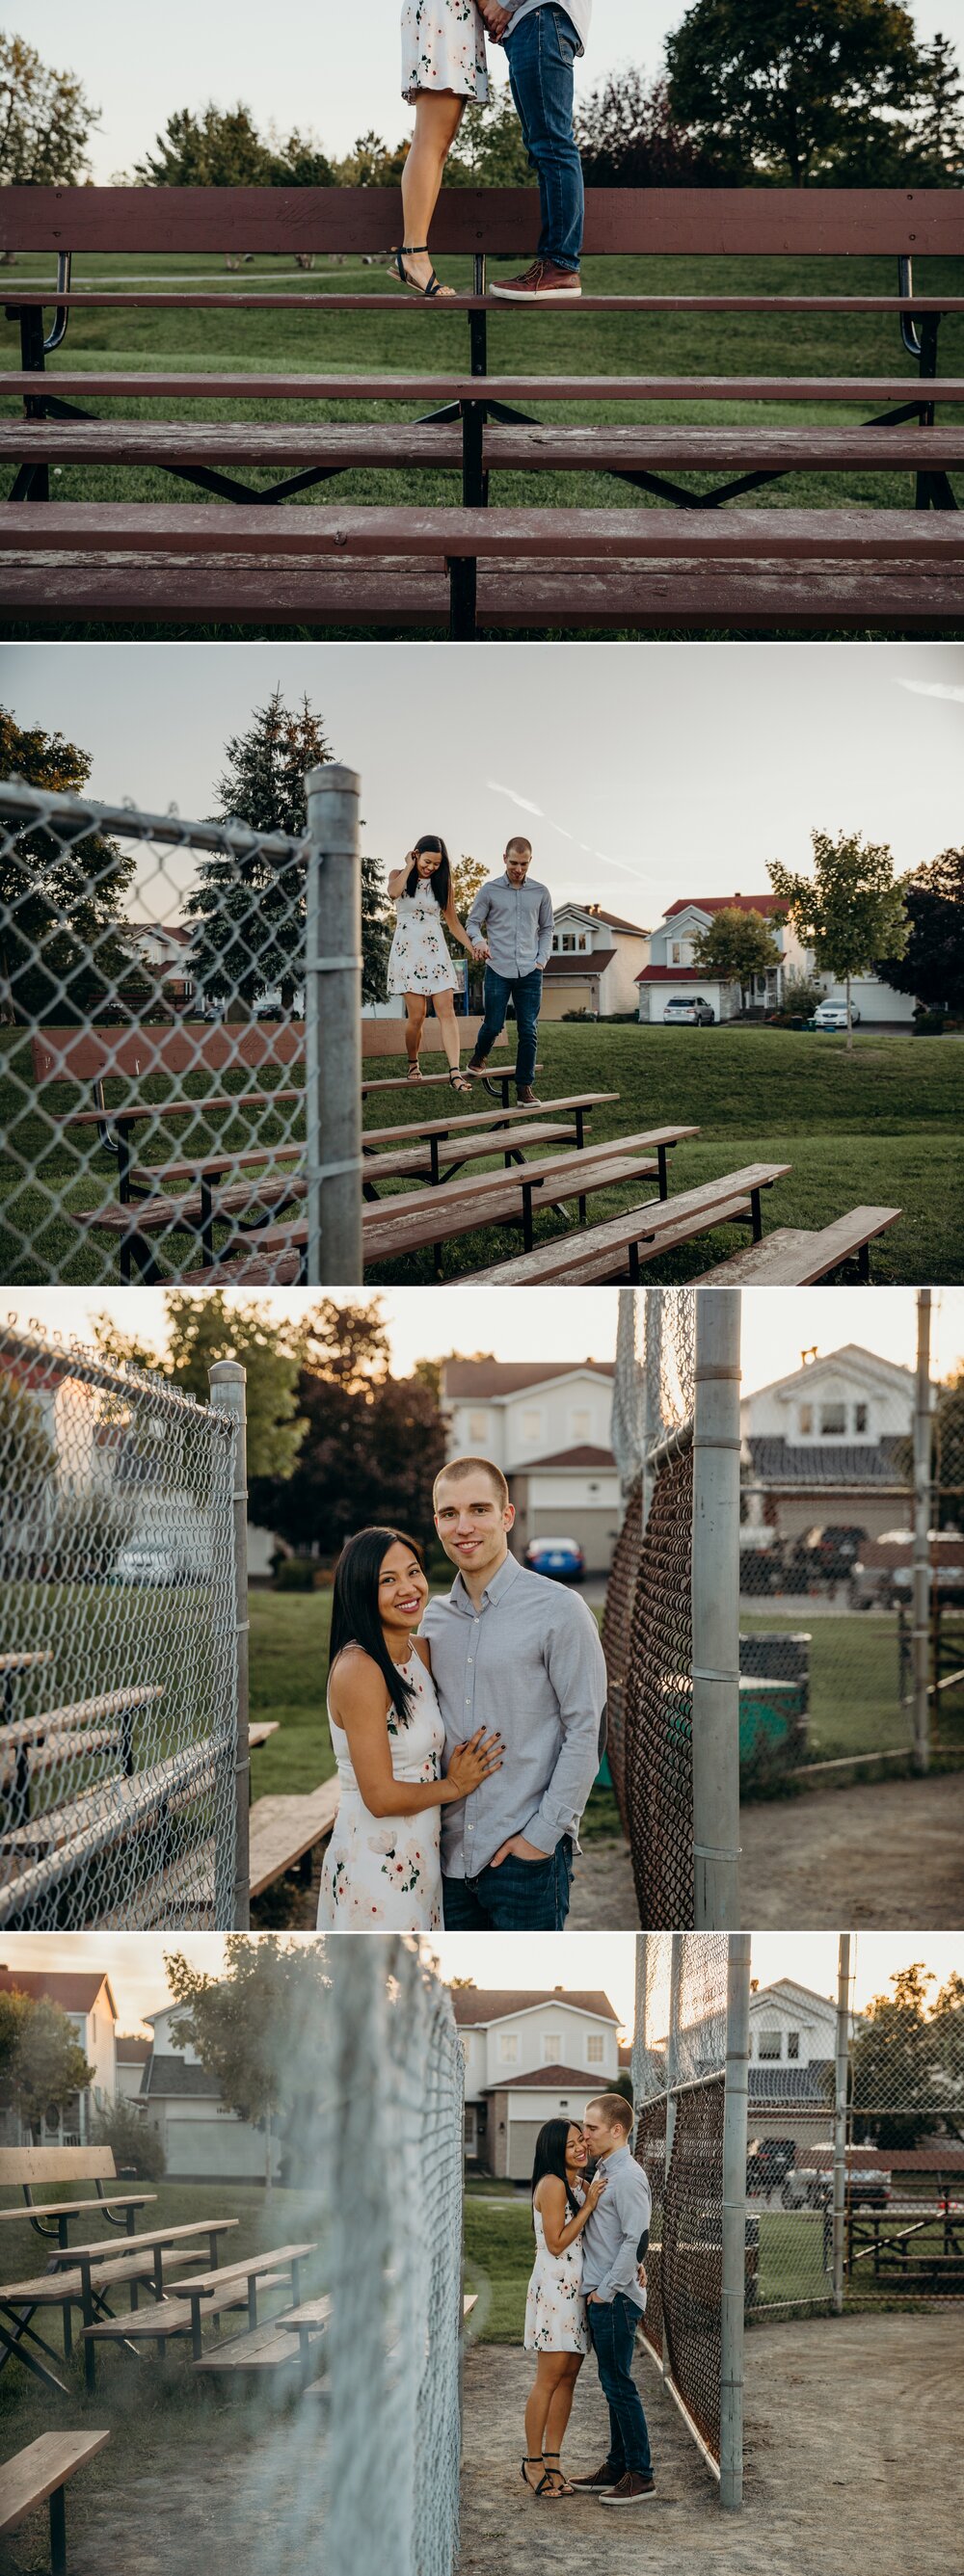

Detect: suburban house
[441, 1357, 620, 1572]
[115, 2035, 152, 2102]
[636, 892, 915, 1024]
[741, 1344, 915, 1543]
[138, 2002, 281, 2182]
[641, 1977, 842, 2156]
[0, 1965, 120, 2144]
[126, 922, 196, 1011]
[543, 902, 650, 1019]
[452, 1985, 624, 2178]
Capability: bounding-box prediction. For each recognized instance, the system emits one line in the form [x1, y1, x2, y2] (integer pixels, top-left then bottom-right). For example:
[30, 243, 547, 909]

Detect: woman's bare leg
[400, 93, 466, 293]
[542, 2355, 583, 2471]
[404, 994, 428, 1069]
[433, 988, 464, 1076]
[523, 2353, 571, 2479]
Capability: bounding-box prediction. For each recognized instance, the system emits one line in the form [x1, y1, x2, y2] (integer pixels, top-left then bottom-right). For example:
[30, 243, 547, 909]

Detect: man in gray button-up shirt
[466, 844, 554, 1106]
[572, 2095, 656, 2503]
[421, 1455, 605, 1931]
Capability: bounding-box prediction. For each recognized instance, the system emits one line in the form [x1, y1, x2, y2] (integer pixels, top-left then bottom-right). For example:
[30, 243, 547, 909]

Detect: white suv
[662, 996, 715, 1026]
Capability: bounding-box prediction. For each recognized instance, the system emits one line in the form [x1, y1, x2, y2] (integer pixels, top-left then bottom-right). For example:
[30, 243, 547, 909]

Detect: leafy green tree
[0, 33, 96, 186]
[0, 1991, 94, 2138]
[0, 711, 138, 1027]
[447, 84, 535, 185]
[690, 906, 783, 1008]
[932, 1364, 964, 1528]
[768, 828, 910, 1049]
[850, 1963, 964, 2147]
[875, 845, 964, 1015]
[665, 0, 925, 185]
[576, 66, 736, 183]
[913, 31, 964, 179]
[248, 1297, 446, 1558]
[0, 1370, 56, 1531]
[134, 103, 335, 189]
[333, 129, 409, 186]
[165, 1935, 331, 2191]
[91, 2093, 167, 2180]
[93, 1289, 308, 1484]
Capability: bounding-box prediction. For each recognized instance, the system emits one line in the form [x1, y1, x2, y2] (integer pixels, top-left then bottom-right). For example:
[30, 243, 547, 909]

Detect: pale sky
[18, 0, 960, 185]
[1, 645, 962, 929]
[1, 1931, 958, 2040]
[5, 1286, 962, 1400]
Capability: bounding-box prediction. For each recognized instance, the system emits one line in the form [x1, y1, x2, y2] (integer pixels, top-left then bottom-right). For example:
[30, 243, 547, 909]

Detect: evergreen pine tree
[0, 709, 137, 1024]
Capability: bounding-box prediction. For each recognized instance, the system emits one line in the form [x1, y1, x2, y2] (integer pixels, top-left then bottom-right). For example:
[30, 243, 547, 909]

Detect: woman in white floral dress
[522, 2121, 608, 2499]
[316, 1526, 502, 1930]
[397, 0, 490, 297]
[387, 837, 486, 1089]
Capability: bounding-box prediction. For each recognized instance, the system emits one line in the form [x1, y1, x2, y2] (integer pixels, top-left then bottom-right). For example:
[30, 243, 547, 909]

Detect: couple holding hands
[398, 0, 591, 302]
[386, 837, 554, 1100]
[522, 2097, 656, 2510]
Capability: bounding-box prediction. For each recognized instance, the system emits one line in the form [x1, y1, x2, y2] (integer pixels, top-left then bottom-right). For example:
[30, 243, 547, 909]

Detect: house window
[787, 2032, 800, 2060]
[586, 2034, 604, 2064]
[819, 1404, 846, 1437]
[498, 2033, 519, 2064]
[562, 933, 576, 952]
[543, 2032, 561, 2062]
[521, 1410, 542, 1442]
[854, 1403, 869, 1434]
[571, 1408, 591, 1440]
[799, 1404, 814, 1436]
[671, 941, 682, 965]
[469, 1411, 488, 1442]
[757, 2030, 782, 2059]
[464, 2108, 478, 2155]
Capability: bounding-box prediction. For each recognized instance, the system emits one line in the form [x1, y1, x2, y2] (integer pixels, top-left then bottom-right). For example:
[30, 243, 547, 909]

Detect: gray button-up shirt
[466, 874, 554, 979]
[580, 2146, 652, 2309]
[421, 1553, 606, 1878]
[503, 1, 591, 52]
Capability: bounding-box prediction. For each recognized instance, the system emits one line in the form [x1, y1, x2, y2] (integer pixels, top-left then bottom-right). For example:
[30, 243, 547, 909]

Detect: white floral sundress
[388, 881, 460, 997]
[401, 0, 489, 103]
[316, 1650, 444, 1929]
[524, 2191, 590, 2355]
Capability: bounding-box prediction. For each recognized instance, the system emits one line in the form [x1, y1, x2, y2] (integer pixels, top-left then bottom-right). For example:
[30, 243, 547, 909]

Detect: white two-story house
[453, 1985, 624, 2178]
[742, 1343, 915, 1543]
[636, 891, 915, 1025]
[543, 903, 650, 1019]
[139, 2002, 282, 2182]
[441, 1357, 620, 1571]
[0, 1965, 119, 2145]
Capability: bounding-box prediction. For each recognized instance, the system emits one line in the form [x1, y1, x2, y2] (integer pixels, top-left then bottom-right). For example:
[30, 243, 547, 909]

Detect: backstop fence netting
[631, 1931, 734, 2471]
[604, 1288, 698, 1926]
[324, 1937, 466, 2576]
[0, 1316, 241, 1928]
[0, 771, 362, 1287]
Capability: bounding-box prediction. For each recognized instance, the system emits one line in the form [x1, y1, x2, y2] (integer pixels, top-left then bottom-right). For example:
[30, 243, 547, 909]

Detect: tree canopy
[666, 0, 933, 184]
[165, 1935, 332, 2187]
[0, 710, 138, 1027]
[247, 1298, 446, 1560]
[850, 1963, 964, 2147]
[0, 1989, 94, 2135]
[134, 103, 334, 188]
[768, 828, 910, 1048]
[690, 905, 784, 999]
[875, 845, 964, 1015]
[0, 33, 96, 185]
[93, 1289, 308, 1485]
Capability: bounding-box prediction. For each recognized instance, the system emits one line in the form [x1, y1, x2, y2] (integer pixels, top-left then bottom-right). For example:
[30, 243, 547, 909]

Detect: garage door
[507, 2120, 545, 2182]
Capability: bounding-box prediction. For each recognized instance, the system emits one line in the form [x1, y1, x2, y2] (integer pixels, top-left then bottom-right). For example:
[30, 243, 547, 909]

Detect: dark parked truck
[851, 1529, 964, 1610]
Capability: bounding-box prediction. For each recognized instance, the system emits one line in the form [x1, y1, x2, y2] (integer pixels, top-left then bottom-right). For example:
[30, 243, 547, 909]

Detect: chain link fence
[0, 767, 362, 1286]
[0, 1316, 247, 1928]
[325, 1937, 466, 2576]
[632, 1931, 747, 2505]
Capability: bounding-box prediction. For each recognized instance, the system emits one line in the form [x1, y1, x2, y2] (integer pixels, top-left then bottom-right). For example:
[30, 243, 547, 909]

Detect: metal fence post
[912, 1289, 932, 1773]
[720, 1930, 751, 2512]
[692, 1290, 742, 1929]
[642, 1289, 663, 1530]
[832, 1932, 851, 2314]
[662, 1934, 683, 2381]
[304, 762, 363, 1285]
[208, 1360, 251, 1930]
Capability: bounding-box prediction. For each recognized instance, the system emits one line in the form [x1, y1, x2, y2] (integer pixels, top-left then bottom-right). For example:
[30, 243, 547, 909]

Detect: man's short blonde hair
[585, 2093, 634, 2138]
[433, 1455, 510, 1510]
[505, 836, 533, 857]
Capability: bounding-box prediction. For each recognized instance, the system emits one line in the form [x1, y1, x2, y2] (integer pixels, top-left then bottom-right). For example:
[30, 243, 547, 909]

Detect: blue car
[523, 1534, 585, 1582]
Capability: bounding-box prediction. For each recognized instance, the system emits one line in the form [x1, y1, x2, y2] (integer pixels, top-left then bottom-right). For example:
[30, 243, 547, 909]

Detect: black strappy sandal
[521, 2457, 563, 2502]
[393, 244, 445, 298]
[448, 1069, 472, 1094]
[542, 2453, 576, 2497]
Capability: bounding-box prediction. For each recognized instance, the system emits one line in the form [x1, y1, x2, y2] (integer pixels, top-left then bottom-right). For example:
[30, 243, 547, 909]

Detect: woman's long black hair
[531, 2118, 583, 2220]
[329, 1526, 426, 1727]
[405, 836, 451, 908]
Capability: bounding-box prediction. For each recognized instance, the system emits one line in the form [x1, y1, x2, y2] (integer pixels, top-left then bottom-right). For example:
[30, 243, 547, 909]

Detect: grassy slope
[3, 246, 962, 640]
[2, 1022, 961, 1285]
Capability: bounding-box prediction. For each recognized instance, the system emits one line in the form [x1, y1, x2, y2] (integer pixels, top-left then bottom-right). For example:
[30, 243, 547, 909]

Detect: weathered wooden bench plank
[484, 424, 964, 470]
[4, 371, 964, 405]
[248, 1782, 339, 1897]
[0, 423, 465, 469]
[5, 294, 964, 314]
[469, 1192, 756, 1285]
[6, 503, 964, 562]
[469, 1166, 790, 1284]
[0, 2430, 111, 2566]
[80, 2273, 286, 2342]
[362, 1092, 617, 1147]
[694, 1204, 902, 1283]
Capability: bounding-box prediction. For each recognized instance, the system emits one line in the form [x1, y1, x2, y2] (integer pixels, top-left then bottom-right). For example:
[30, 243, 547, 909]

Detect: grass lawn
[2, 1021, 960, 1286]
[3, 246, 963, 641]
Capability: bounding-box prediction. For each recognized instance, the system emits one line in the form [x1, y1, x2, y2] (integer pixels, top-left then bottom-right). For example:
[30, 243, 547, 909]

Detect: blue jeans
[503, 7, 584, 272]
[588, 2295, 654, 2480]
[474, 966, 542, 1093]
[442, 1835, 573, 1930]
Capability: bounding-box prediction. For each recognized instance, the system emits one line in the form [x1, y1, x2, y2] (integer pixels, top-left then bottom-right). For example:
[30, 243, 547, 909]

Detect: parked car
[113, 1516, 214, 1585]
[739, 1540, 784, 1595]
[813, 1000, 861, 1030]
[746, 2137, 797, 2193]
[783, 1525, 867, 1588]
[662, 996, 715, 1025]
[523, 1534, 585, 1582]
[782, 2164, 891, 2210]
[850, 1529, 964, 1610]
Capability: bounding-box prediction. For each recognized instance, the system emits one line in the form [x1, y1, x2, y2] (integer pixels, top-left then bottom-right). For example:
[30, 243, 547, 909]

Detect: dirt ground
[570, 1769, 964, 1929]
[458, 2311, 963, 2576]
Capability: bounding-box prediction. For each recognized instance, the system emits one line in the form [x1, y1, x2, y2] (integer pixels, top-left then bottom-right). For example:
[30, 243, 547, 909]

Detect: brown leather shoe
[466, 1057, 489, 1076]
[568, 2466, 620, 2494]
[516, 1087, 542, 1106]
[490, 260, 581, 302]
[598, 2472, 656, 2507]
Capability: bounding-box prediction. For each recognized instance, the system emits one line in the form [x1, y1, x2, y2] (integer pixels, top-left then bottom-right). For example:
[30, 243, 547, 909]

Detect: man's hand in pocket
[489, 1833, 550, 1870]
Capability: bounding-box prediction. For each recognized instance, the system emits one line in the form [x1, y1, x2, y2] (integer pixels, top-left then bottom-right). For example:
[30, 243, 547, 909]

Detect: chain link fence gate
[0, 765, 362, 1286]
[604, 1289, 741, 1929]
[631, 1930, 751, 2510]
[0, 1316, 249, 1928]
[324, 1937, 466, 2576]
